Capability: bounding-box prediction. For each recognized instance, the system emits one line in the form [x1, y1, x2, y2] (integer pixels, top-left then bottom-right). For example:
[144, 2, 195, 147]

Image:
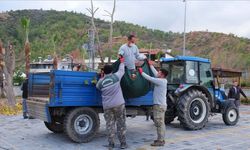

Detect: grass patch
[0, 98, 23, 115]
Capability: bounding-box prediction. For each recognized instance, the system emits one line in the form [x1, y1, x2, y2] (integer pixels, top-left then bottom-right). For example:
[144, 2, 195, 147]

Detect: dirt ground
[1, 105, 250, 150]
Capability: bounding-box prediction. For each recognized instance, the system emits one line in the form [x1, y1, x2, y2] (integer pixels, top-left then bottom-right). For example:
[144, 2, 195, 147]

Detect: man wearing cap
[96, 57, 127, 149]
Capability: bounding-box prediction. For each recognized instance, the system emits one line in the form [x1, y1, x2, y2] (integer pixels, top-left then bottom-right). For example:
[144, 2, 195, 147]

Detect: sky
[1, 0, 250, 38]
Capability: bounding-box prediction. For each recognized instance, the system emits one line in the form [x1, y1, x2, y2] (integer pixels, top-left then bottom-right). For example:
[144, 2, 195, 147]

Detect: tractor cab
[161, 56, 214, 98]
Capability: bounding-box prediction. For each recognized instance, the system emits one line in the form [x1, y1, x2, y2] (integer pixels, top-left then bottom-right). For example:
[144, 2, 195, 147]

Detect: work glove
[120, 57, 125, 63]
[138, 68, 143, 74]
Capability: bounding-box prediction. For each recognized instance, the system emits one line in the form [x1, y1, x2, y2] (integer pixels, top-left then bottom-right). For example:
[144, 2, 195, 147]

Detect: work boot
[28, 116, 35, 119]
[120, 142, 128, 149]
[23, 113, 28, 119]
[150, 140, 165, 146]
[108, 142, 115, 149]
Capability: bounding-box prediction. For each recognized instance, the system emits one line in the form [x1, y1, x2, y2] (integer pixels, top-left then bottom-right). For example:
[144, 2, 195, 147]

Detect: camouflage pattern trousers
[104, 104, 126, 144]
[153, 105, 167, 141]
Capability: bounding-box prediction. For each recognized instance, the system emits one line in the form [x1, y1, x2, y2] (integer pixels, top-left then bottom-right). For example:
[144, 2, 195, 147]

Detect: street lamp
[183, 0, 187, 56]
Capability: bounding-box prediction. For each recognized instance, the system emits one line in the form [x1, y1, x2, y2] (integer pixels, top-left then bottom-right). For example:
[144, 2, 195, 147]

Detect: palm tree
[21, 17, 30, 77]
[52, 33, 60, 69]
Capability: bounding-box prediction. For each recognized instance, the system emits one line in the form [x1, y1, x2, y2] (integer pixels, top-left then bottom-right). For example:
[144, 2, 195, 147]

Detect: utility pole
[183, 0, 187, 56]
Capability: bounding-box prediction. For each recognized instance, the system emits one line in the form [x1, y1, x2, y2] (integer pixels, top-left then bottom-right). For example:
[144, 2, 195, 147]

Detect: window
[162, 61, 185, 84]
[200, 62, 213, 87]
[186, 61, 198, 84]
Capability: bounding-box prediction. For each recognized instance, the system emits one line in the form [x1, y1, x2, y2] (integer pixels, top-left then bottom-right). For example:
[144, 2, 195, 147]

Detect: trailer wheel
[64, 107, 100, 143]
[44, 121, 63, 133]
[178, 89, 210, 130]
[223, 105, 239, 126]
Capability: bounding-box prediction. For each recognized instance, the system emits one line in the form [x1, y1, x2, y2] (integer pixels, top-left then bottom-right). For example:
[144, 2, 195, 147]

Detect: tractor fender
[175, 85, 214, 108]
[219, 99, 236, 114]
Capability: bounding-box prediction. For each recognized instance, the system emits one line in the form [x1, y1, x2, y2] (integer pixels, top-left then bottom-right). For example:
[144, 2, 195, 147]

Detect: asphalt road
[1, 105, 250, 150]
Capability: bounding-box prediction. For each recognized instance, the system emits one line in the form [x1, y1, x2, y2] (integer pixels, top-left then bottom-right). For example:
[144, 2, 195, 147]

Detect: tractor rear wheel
[165, 109, 176, 124]
[165, 115, 175, 124]
[165, 96, 176, 124]
[178, 89, 210, 130]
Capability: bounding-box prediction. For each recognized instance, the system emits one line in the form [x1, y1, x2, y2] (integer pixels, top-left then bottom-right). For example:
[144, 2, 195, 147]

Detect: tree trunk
[53, 55, 58, 70]
[25, 41, 30, 77]
[89, 0, 104, 64]
[0, 40, 5, 98]
[1, 42, 16, 106]
[3, 66, 16, 106]
[0, 70, 5, 98]
[91, 16, 104, 64]
[108, 23, 113, 63]
[108, 0, 116, 63]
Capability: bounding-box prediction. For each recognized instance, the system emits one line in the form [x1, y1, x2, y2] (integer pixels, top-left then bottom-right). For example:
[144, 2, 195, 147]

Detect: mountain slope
[0, 9, 250, 71]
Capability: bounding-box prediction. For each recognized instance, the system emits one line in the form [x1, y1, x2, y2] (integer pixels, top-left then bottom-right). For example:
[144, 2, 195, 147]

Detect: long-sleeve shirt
[96, 63, 125, 109]
[228, 86, 247, 100]
[141, 65, 167, 106]
[21, 79, 28, 99]
[118, 44, 146, 70]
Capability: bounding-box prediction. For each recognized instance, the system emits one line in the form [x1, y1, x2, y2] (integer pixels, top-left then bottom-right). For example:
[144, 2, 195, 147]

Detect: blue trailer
[27, 70, 154, 143]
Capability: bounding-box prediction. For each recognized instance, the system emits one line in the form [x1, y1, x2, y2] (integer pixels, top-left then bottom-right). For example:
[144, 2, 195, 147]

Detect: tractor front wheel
[223, 105, 239, 126]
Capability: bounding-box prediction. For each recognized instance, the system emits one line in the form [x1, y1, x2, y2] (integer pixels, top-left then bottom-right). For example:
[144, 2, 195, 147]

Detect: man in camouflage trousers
[139, 61, 168, 146]
[96, 57, 127, 149]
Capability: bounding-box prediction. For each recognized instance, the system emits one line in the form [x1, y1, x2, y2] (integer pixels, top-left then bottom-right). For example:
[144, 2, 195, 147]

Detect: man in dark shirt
[228, 81, 248, 107]
[21, 78, 28, 119]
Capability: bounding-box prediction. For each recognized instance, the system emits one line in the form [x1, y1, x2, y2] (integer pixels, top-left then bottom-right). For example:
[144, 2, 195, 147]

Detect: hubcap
[74, 114, 93, 135]
[193, 106, 200, 115]
[228, 109, 237, 122]
[189, 98, 207, 124]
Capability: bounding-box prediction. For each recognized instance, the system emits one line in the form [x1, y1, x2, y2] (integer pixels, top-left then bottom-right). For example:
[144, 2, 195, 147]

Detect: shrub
[241, 81, 250, 87]
[13, 71, 25, 86]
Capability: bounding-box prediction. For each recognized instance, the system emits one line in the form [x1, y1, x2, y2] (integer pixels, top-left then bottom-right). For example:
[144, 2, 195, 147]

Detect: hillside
[0, 9, 250, 71]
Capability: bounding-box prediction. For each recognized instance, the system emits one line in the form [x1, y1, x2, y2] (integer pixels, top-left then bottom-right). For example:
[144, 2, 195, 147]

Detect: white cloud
[1, 0, 250, 38]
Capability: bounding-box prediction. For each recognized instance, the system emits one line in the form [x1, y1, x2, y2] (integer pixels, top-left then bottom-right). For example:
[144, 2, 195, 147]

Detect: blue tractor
[161, 56, 239, 129]
[27, 56, 239, 143]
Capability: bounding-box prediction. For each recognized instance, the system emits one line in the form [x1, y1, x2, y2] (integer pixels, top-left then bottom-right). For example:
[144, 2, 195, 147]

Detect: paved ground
[1, 105, 250, 150]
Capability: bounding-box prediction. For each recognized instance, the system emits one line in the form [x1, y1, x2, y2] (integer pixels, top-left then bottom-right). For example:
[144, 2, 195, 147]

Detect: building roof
[212, 67, 242, 78]
[139, 48, 162, 55]
[161, 55, 210, 63]
[139, 48, 173, 56]
[30, 62, 53, 65]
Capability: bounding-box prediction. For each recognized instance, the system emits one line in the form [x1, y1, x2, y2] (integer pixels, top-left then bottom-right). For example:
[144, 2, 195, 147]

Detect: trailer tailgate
[27, 97, 51, 122]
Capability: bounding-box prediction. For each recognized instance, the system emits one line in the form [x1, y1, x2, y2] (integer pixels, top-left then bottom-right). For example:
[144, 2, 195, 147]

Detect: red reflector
[179, 84, 184, 89]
